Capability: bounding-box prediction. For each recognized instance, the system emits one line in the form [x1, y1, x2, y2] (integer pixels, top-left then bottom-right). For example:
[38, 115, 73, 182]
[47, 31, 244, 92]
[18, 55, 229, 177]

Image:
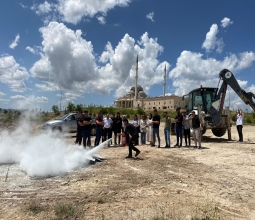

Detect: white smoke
[0, 112, 109, 177]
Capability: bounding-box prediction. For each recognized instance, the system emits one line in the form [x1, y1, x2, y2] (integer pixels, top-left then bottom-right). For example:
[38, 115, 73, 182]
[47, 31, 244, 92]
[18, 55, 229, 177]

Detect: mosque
[114, 56, 187, 111]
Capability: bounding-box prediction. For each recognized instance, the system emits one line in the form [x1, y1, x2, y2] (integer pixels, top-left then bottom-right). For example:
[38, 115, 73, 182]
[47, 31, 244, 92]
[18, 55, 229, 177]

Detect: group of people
[75, 106, 245, 158]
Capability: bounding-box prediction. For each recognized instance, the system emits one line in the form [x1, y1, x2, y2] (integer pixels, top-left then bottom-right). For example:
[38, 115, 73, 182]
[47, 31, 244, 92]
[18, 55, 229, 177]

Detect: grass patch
[54, 203, 80, 220]
[26, 200, 44, 214]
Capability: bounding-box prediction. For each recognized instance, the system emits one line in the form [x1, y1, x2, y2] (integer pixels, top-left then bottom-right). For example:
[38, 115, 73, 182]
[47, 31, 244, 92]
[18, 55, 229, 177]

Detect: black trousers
[75, 130, 83, 145]
[237, 125, 243, 142]
[184, 128, 191, 146]
[102, 128, 112, 144]
[128, 134, 139, 157]
[113, 129, 121, 145]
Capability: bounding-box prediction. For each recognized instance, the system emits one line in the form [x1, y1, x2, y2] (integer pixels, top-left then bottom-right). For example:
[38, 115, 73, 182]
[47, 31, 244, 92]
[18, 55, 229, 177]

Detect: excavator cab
[186, 87, 217, 114]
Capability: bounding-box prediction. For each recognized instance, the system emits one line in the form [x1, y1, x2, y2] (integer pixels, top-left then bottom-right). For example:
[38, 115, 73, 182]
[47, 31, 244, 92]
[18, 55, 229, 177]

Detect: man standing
[152, 109, 161, 148]
[83, 110, 92, 149]
[75, 112, 84, 145]
[94, 112, 104, 147]
[236, 108, 244, 142]
[191, 111, 201, 149]
[103, 114, 113, 146]
[121, 118, 140, 158]
[174, 107, 183, 147]
[182, 111, 191, 147]
[163, 111, 171, 148]
[113, 112, 122, 146]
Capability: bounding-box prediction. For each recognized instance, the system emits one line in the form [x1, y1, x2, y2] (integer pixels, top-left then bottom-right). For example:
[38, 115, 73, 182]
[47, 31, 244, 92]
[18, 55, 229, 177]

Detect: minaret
[163, 64, 166, 97]
[134, 55, 138, 100]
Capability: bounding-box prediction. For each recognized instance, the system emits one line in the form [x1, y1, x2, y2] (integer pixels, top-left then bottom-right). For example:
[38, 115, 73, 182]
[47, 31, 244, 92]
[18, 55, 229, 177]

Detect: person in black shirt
[152, 109, 161, 148]
[75, 112, 84, 145]
[83, 110, 92, 148]
[174, 107, 183, 147]
[190, 111, 201, 149]
[94, 112, 104, 146]
[120, 118, 140, 158]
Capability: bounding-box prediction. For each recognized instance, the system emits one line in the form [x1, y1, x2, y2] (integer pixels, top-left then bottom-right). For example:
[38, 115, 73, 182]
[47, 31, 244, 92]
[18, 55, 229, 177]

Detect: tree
[137, 107, 145, 116]
[52, 105, 59, 115]
[67, 102, 75, 113]
[76, 104, 83, 113]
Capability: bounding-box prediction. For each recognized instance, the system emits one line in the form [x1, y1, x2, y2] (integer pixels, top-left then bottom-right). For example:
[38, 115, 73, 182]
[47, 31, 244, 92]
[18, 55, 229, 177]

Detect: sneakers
[125, 156, 132, 159]
[135, 151, 140, 157]
[158, 145, 160, 148]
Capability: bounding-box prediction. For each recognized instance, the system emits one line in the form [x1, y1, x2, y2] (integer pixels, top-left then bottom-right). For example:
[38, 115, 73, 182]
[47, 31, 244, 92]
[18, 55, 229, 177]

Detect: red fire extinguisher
[122, 133, 126, 146]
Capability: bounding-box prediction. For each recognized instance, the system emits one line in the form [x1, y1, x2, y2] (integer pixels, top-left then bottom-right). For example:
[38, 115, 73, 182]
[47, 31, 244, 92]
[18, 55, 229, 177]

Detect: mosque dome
[138, 90, 147, 98]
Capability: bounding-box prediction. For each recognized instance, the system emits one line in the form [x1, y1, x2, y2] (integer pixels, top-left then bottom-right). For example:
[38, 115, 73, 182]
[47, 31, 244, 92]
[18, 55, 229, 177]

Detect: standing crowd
[75, 108, 205, 158]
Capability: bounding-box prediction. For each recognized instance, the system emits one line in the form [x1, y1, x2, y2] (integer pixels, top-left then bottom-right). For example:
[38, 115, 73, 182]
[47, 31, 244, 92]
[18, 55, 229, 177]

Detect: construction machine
[172, 69, 255, 139]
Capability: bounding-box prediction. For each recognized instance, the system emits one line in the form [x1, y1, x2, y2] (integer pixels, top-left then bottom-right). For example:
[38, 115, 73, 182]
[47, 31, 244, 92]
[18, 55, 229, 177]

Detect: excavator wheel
[211, 128, 227, 137]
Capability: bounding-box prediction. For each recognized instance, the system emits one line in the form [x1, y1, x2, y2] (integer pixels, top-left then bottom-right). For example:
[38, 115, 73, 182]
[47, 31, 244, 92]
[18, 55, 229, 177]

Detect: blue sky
[0, 0, 255, 112]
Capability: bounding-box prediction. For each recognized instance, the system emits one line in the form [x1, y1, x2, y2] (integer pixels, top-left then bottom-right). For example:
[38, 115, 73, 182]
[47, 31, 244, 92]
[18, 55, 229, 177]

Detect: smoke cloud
[0, 112, 109, 177]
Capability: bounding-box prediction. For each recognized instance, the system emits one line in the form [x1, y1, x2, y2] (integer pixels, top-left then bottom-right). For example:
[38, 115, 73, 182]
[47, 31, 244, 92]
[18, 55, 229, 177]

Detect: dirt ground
[1, 125, 255, 219]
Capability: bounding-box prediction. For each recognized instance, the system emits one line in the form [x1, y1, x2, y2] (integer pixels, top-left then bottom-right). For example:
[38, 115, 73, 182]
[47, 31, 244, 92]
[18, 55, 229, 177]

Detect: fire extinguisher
[122, 133, 126, 146]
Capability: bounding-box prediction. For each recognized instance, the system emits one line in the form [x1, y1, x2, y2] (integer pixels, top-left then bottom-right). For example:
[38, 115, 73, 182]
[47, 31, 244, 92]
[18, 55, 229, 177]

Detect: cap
[123, 118, 128, 122]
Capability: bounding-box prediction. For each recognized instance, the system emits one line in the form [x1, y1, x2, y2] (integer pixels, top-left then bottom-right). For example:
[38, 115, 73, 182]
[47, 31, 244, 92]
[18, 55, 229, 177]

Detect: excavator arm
[210, 69, 255, 126]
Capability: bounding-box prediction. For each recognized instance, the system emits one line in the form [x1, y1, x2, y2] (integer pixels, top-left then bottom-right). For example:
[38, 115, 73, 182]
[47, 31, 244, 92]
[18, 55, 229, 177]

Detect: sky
[0, 0, 255, 112]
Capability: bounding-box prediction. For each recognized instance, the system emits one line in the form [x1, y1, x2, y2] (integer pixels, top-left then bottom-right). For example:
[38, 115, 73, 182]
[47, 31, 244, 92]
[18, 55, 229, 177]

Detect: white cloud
[30, 22, 169, 102]
[221, 17, 233, 28]
[31, 1, 54, 15]
[0, 98, 9, 102]
[59, 0, 131, 24]
[36, 96, 49, 103]
[0, 55, 29, 92]
[9, 34, 20, 49]
[10, 95, 26, 100]
[0, 92, 6, 96]
[169, 50, 255, 111]
[97, 16, 106, 24]
[146, 11, 155, 22]
[19, 3, 28, 9]
[202, 24, 224, 53]
[35, 83, 58, 91]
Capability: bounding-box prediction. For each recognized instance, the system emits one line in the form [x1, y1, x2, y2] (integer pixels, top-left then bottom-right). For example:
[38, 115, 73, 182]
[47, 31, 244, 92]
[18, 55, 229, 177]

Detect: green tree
[76, 104, 83, 113]
[87, 105, 94, 114]
[107, 106, 115, 115]
[137, 107, 145, 116]
[67, 102, 75, 113]
[100, 107, 108, 115]
[52, 105, 59, 115]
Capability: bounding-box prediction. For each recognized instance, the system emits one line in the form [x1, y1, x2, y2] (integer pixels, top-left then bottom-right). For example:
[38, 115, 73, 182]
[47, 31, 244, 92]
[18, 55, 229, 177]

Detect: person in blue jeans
[163, 111, 171, 148]
[140, 114, 147, 144]
[152, 109, 161, 148]
[174, 107, 183, 147]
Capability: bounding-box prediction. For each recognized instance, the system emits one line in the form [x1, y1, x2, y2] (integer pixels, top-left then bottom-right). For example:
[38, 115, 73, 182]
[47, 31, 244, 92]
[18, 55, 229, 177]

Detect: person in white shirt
[182, 111, 191, 147]
[103, 114, 113, 146]
[132, 114, 140, 145]
[140, 114, 147, 144]
[236, 108, 244, 142]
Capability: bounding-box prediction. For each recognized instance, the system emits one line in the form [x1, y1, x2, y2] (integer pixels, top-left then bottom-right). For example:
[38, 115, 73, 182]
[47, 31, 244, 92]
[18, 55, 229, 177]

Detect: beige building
[114, 56, 187, 111]
[114, 87, 187, 111]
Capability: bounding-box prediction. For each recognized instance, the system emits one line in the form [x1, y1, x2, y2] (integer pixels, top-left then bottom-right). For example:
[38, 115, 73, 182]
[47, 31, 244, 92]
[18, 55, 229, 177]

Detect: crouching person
[120, 118, 141, 158]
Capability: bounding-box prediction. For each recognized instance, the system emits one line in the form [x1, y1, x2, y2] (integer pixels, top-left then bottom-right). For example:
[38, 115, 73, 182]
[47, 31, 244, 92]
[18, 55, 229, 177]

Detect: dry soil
[0, 125, 255, 219]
